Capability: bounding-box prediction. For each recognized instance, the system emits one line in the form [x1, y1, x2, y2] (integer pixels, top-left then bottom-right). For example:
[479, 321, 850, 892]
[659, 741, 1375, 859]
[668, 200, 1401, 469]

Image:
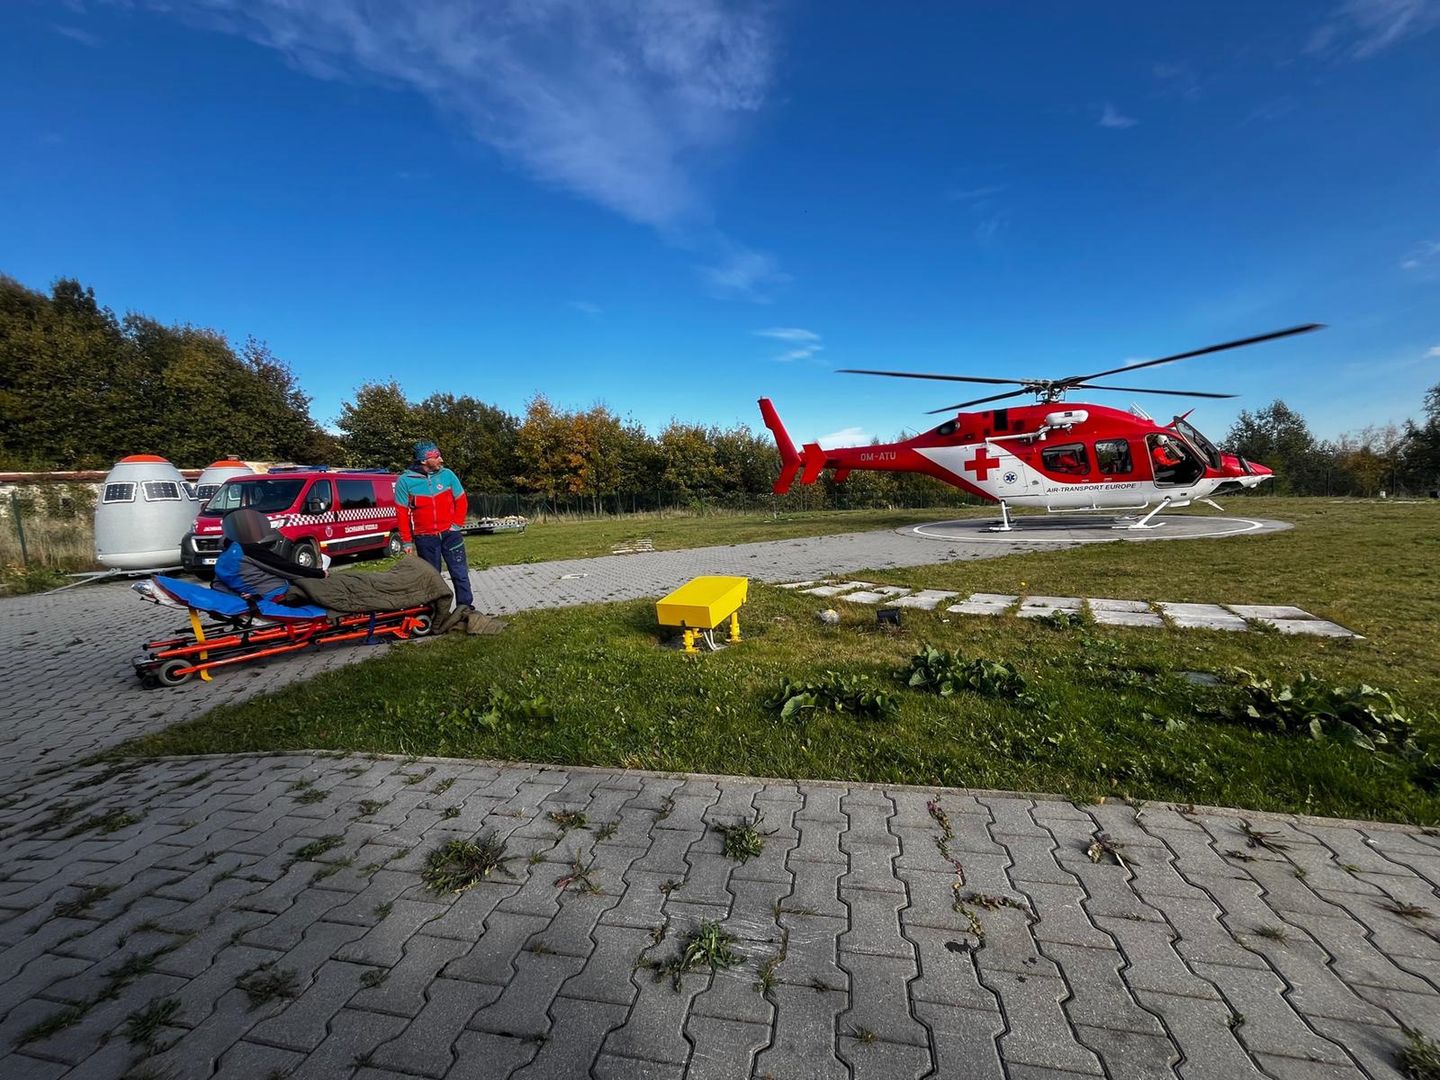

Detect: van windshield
[208, 478, 305, 514]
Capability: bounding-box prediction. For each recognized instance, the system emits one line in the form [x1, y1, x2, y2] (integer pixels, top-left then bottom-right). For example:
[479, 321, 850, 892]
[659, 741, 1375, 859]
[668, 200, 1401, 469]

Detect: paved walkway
[1, 520, 1435, 1079]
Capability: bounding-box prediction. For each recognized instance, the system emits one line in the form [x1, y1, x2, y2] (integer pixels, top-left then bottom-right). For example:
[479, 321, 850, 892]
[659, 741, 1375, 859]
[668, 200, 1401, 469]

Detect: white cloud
[1307, 0, 1440, 59]
[1401, 240, 1440, 271]
[756, 327, 822, 361]
[1427, 345, 1440, 358]
[1099, 103, 1138, 129]
[697, 242, 789, 302]
[53, 24, 101, 46]
[756, 328, 820, 343]
[817, 427, 870, 449]
[129, 0, 786, 297]
[568, 300, 602, 316]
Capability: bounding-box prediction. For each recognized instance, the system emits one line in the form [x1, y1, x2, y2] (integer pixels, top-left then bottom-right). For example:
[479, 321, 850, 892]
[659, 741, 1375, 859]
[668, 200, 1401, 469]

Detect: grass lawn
[120, 497, 1440, 824]
[454, 507, 985, 567]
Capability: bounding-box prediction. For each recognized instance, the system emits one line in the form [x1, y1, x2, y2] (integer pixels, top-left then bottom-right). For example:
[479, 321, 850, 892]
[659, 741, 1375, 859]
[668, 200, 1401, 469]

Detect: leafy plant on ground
[1034, 610, 1085, 630]
[644, 921, 744, 990]
[715, 814, 774, 863]
[1223, 670, 1440, 788]
[1398, 1024, 1440, 1080]
[421, 832, 514, 894]
[899, 646, 1041, 709]
[288, 835, 344, 866]
[765, 672, 898, 721]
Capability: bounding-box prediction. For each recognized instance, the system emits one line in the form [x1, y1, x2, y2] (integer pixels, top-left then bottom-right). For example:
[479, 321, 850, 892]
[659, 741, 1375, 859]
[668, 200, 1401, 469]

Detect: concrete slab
[1226, 605, 1314, 620]
[1091, 609, 1166, 628]
[801, 581, 876, 598]
[1089, 598, 1153, 613]
[1263, 619, 1360, 638]
[1157, 602, 1249, 632]
[1017, 596, 1084, 618]
[843, 585, 914, 605]
[947, 594, 1017, 616]
[887, 590, 960, 611]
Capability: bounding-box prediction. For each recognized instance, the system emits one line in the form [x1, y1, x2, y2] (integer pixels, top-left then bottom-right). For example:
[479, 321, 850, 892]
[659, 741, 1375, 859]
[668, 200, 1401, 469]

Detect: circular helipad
[904, 513, 1292, 545]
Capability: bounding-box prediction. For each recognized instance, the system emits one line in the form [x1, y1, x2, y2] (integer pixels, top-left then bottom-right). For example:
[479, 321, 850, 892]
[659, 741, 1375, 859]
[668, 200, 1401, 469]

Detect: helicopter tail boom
[758, 398, 803, 494]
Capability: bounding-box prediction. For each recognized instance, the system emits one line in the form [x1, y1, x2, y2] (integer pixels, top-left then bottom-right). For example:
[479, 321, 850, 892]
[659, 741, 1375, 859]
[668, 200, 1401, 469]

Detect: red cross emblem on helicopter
[964, 448, 1001, 481]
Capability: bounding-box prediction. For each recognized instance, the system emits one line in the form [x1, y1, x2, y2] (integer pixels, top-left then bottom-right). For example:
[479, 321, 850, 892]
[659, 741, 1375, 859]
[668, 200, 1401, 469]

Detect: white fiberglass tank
[193, 458, 254, 506]
[94, 455, 198, 570]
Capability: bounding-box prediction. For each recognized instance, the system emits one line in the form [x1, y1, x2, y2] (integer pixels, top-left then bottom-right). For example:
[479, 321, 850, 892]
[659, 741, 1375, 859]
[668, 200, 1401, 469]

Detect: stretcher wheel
[156, 658, 193, 687]
[410, 614, 433, 637]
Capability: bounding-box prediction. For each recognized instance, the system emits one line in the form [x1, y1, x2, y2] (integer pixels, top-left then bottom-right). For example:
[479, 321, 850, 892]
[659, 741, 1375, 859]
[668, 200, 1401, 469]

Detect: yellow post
[728, 611, 741, 643]
[682, 629, 699, 654]
[187, 608, 213, 682]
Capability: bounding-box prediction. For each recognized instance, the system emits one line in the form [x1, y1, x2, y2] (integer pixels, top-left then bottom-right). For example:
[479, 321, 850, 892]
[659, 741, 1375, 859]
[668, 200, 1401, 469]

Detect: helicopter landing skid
[1116, 497, 1172, 530]
[987, 501, 1015, 532]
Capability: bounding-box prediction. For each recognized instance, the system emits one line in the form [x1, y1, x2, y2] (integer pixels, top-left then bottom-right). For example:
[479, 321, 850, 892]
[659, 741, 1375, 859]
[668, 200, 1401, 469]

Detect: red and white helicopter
[759, 324, 1321, 530]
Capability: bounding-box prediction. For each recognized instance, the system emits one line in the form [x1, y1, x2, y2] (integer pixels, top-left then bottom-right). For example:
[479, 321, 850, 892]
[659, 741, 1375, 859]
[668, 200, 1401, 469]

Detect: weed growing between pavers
[714, 814, 773, 863]
[117, 499, 1440, 824]
[1379, 899, 1434, 921]
[553, 853, 601, 895]
[1086, 832, 1128, 867]
[1400, 1025, 1440, 1079]
[18, 1005, 87, 1044]
[237, 966, 300, 1009]
[52, 883, 116, 919]
[287, 835, 344, 867]
[421, 832, 514, 893]
[546, 808, 587, 832]
[123, 997, 180, 1047]
[643, 921, 744, 990]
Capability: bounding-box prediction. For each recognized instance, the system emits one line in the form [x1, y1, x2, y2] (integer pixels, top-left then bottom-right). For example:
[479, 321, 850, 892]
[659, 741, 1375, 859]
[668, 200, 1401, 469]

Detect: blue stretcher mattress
[152, 576, 329, 622]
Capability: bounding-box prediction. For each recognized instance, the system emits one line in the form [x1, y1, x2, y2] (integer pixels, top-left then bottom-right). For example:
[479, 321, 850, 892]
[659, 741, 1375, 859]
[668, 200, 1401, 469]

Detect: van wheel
[385, 532, 405, 558]
[293, 540, 320, 569]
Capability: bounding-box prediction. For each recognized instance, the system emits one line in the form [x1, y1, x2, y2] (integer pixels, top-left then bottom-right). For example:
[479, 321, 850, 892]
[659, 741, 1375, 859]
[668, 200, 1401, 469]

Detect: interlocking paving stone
[0, 529, 1428, 1079]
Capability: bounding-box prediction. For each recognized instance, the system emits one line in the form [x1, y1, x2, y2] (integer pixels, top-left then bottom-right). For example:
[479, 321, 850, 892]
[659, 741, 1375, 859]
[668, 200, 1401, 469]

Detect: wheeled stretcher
[132, 576, 433, 688]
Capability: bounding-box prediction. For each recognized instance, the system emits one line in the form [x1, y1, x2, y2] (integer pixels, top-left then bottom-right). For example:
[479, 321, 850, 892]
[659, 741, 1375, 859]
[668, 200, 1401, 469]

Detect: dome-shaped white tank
[94, 455, 199, 570]
[193, 459, 255, 506]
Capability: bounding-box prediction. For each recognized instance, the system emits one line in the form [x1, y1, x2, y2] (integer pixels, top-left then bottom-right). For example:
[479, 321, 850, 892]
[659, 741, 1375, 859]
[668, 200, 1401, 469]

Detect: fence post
[10, 494, 29, 567]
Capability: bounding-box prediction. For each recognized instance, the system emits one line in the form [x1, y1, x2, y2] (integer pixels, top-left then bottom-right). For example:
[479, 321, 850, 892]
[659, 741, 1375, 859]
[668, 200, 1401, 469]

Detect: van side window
[338, 479, 378, 511]
[103, 483, 135, 503]
[1094, 439, 1133, 475]
[142, 481, 180, 501]
[307, 480, 335, 513]
[1040, 444, 1089, 475]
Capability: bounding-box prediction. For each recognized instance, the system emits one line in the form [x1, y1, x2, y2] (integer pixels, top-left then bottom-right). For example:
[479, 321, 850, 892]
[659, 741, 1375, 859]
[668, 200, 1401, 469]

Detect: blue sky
[3, 1, 1438, 448]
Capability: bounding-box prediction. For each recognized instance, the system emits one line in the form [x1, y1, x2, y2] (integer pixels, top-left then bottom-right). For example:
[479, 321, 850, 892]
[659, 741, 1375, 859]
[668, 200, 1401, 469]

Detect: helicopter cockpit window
[1171, 417, 1222, 469]
[1094, 439, 1133, 475]
[1041, 443, 1089, 475]
[931, 420, 958, 437]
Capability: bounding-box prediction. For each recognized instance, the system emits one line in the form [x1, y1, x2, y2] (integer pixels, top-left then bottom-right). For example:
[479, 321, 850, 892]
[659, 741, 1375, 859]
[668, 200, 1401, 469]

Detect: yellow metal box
[656, 576, 748, 629]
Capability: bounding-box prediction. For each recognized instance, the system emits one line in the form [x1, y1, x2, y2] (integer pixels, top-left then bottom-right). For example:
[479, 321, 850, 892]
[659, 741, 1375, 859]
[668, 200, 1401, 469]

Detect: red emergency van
[182, 467, 402, 573]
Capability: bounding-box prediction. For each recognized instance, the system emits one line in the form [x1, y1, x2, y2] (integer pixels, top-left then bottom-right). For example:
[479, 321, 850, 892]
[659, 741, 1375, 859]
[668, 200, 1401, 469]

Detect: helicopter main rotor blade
[837, 369, 1027, 386]
[1070, 323, 1324, 385]
[925, 389, 1032, 414]
[1066, 384, 1238, 399]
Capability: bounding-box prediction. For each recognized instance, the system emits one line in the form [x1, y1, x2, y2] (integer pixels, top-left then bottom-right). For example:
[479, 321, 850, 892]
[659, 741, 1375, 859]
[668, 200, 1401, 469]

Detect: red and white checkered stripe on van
[272, 507, 396, 528]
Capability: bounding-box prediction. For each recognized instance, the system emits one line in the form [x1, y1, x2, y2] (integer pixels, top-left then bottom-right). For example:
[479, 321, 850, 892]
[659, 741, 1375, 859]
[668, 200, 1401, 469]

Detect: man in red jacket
[394, 441, 473, 608]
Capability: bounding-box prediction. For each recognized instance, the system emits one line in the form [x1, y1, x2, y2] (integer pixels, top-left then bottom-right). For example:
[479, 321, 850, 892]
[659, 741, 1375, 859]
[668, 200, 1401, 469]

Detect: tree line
[3, 275, 1437, 502]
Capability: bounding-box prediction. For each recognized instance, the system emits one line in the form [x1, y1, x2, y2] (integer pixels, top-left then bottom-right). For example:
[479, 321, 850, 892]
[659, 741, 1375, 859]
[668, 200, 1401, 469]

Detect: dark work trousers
[415, 531, 473, 608]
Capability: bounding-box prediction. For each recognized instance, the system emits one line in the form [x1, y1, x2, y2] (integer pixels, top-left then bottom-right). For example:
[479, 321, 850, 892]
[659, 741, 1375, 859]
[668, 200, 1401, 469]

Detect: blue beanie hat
[414, 440, 441, 462]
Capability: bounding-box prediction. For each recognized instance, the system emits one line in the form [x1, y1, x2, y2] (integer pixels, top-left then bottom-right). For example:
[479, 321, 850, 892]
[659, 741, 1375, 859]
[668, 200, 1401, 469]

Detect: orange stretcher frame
[133, 605, 433, 688]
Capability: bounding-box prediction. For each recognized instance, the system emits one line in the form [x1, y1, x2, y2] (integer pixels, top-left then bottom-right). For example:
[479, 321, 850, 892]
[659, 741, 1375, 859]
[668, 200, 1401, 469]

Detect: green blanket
[285, 555, 453, 613]
[283, 556, 506, 636]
